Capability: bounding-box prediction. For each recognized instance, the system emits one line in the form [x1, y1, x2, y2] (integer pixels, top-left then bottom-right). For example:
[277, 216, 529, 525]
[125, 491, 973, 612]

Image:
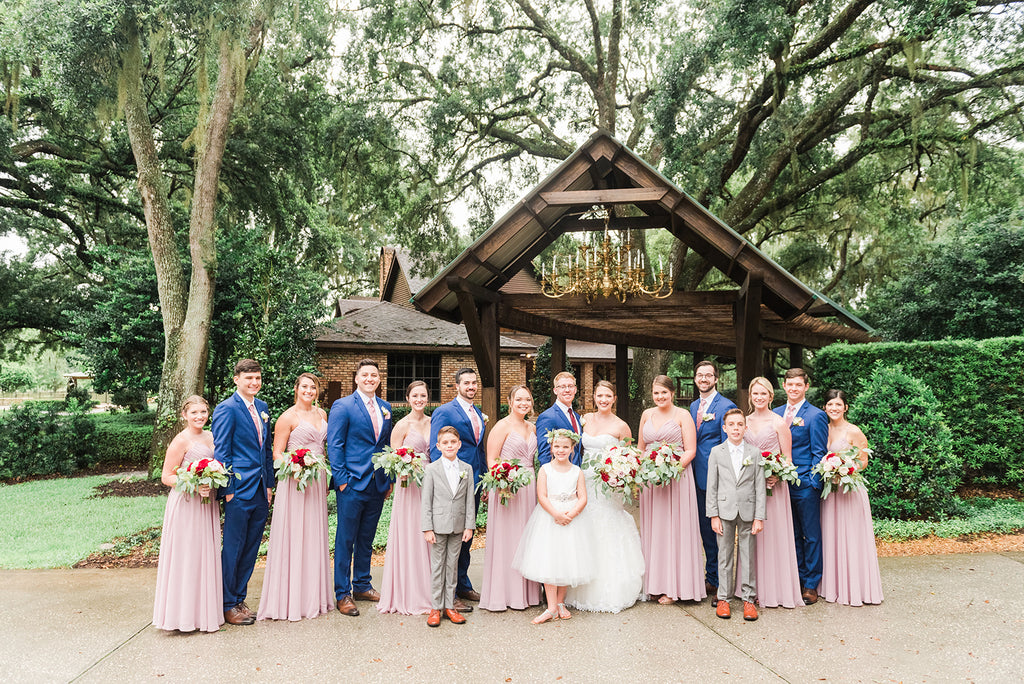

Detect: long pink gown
[153, 441, 224, 632]
[819, 435, 884, 605]
[479, 430, 542, 611]
[257, 421, 333, 621]
[738, 424, 804, 608]
[639, 415, 706, 601]
[377, 429, 433, 615]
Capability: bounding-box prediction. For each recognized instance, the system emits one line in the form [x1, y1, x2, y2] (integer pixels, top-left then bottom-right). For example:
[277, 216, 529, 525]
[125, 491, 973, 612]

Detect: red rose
[601, 472, 610, 482]
[195, 458, 211, 473]
[762, 451, 770, 458]
[605, 457, 612, 465]
[847, 466, 856, 475]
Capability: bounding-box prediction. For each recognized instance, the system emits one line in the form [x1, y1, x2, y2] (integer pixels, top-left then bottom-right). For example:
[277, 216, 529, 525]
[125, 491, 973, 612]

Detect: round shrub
[847, 364, 961, 520]
[0, 399, 97, 480]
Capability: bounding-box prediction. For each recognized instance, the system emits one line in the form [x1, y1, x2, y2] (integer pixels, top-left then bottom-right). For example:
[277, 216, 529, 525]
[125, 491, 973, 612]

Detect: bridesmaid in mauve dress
[153, 395, 223, 633]
[638, 375, 705, 604]
[820, 389, 883, 606]
[738, 376, 804, 608]
[257, 374, 333, 621]
[479, 385, 542, 612]
[377, 381, 433, 615]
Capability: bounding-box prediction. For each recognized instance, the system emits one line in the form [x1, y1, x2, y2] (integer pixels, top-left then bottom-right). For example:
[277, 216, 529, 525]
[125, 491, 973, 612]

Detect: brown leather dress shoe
[353, 588, 381, 602]
[427, 609, 441, 627]
[237, 601, 254, 618]
[743, 601, 759, 621]
[802, 587, 819, 605]
[224, 606, 255, 625]
[336, 596, 360, 616]
[456, 588, 481, 602]
[705, 581, 717, 597]
[452, 597, 474, 613]
[716, 600, 731, 619]
[444, 608, 466, 624]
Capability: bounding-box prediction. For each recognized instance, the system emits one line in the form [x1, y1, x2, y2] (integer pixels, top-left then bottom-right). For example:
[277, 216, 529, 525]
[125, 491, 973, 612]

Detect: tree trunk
[628, 347, 671, 431]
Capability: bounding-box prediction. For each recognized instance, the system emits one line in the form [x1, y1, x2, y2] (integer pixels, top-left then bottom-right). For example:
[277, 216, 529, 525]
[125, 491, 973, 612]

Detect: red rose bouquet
[175, 457, 235, 504]
[811, 445, 869, 499]
[372, 445, 428, 487]
[759, 450, 800, 496]
[274, 448, 329, 492]
[639, 442, 687, 488]
[476, 458, 534, 505]
[585, 440, 644, 505]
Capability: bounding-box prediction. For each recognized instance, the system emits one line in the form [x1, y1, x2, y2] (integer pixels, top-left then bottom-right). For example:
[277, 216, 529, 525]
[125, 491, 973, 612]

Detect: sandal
[532, 609, 558, 624]
[658, 594, 676, 605]
[556, 603, 571, 620]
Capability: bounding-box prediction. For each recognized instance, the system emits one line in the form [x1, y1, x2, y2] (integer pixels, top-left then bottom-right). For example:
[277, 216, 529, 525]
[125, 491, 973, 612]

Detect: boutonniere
[792, 416, 804, 426]
[459, 470, 467, 480]
[481, 412, 489, 423]
[381, 408, 391, 420]
[260, 411, 269, 422]
[580, 415, 587, 427]
[702, 413, 715, 423]
[742, 457, 753, 467]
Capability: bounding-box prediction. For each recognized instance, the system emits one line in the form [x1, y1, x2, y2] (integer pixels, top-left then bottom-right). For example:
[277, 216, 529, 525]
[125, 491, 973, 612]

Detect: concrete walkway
[3, 551, 1023, 683]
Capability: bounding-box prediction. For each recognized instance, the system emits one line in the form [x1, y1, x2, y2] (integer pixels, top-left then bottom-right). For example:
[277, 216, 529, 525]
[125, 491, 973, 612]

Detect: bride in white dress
[565, 381, 645, 613]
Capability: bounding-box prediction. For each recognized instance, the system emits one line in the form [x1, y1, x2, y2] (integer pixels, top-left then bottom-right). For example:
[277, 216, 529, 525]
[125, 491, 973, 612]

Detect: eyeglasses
[555, 384, 577, 390]
[694, 373, 715, 380]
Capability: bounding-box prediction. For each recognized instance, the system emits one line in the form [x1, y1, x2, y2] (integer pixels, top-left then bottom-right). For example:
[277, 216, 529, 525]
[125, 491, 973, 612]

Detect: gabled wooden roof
[413, 131, 873, 354]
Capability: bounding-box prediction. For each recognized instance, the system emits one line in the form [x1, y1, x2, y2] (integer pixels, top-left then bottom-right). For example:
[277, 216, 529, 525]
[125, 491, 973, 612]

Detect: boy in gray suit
[421, 426, 476, 627]
[707, 408, 766, 621]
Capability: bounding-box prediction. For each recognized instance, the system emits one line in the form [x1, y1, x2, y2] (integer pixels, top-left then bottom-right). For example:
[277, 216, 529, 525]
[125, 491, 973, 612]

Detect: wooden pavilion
[412, 131, 874, 425]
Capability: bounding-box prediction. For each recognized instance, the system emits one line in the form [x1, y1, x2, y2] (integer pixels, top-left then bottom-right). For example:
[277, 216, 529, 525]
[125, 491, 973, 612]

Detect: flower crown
[545, 428, 580, 446]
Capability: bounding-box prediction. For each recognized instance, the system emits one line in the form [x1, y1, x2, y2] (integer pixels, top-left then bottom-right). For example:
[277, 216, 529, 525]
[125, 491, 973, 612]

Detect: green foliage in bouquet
[848, 364, 961, 520]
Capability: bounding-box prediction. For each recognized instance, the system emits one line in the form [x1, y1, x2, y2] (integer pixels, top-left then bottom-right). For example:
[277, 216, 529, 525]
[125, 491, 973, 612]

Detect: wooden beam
[446, 276, 499, 303]
[540, 188, 668, 205]
[760, 320, 838, 348]
[557, 216, 670, 232]
[454, 289, 496, 384]
[501, 291, 738, 311]
[615, 343, 630, 422]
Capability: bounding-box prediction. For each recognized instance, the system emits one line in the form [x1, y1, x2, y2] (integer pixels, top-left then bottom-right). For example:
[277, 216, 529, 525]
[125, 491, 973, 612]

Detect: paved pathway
[3, 551, 1023, 682]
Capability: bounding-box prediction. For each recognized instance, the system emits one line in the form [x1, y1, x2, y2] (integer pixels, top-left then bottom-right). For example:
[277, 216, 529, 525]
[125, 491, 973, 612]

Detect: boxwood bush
[815, 337, 1024, 488]
[0, 400, 96, 479]
[91, 412, 154, 466]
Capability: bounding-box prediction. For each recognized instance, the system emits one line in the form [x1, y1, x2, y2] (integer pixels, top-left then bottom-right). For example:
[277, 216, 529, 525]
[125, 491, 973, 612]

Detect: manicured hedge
[0, 400, 96, 480]
[814, 337, 1024, 488]
[90, 412, 155, 466]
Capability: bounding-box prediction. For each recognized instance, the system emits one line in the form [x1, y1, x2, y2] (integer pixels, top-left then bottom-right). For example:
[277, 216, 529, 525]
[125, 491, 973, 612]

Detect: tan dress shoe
[427, 609, 442, 627]
[224, 606, 255, 625]
[444, 608, 466, 624]
[353, 588, 381, 602]
[802, 587, 819, 605]
[743, 601, 759, 621]
[237, 601, 254, 618]
[456, 588, 481, 602]
[336, 596, 360, 616]
[452, 597, 474, 613]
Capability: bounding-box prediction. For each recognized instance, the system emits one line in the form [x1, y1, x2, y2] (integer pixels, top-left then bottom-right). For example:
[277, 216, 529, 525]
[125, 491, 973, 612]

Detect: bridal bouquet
[175, 457, 237, 504]
[811, 445, 869, 499]
[759, 451, 800, 496]
[476, 458, 534, 505]
[639, 442, 687, 488]
[274, 448, 329, 492]
[585, 441, 644, 505]
[372, 445, 428, 487]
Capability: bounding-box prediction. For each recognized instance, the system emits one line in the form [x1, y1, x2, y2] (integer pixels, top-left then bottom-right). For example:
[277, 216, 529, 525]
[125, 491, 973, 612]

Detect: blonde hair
[180, 395, 209, 415]
[553, 371, 576, 386]
[747, 376, 775, 414]
[507, 384, 533, 404]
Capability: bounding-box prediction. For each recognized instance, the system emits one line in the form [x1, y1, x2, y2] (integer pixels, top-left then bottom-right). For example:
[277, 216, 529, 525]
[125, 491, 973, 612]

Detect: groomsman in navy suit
[327, 358, 393, 616]
[535, 371, 584, 466]
[689, 360, 737, 596]
[212, 358, 275, 626]
[428, 367, 487, 609]
[773, 367, 828, 604]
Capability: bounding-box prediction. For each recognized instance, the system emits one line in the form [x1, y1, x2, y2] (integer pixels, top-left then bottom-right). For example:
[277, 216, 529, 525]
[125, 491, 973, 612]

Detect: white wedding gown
[565, 433, 646, 613]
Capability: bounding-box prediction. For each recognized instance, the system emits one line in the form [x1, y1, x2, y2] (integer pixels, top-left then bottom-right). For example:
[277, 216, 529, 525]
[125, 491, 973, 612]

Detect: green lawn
[0, 476, 168, 568]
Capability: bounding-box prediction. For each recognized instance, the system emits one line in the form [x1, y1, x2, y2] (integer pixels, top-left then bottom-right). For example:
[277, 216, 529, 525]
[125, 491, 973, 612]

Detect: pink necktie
[470, 408, 482, 442]
[783, 404, 797, 427]
[368, 398, 380, 439]
[696, 397, 708, 424]
[248, 403, 263, 447]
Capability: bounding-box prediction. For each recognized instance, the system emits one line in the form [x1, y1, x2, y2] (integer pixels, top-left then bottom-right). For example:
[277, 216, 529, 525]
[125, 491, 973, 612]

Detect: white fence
[0, 390, 113, 408]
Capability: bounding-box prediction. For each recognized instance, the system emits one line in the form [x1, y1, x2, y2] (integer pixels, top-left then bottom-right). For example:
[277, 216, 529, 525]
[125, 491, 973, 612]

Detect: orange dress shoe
[444, 609, 466, 624]
[716, 600, 731, 619]
[743, 601, 758, 621]
[427, 609, 442, 627]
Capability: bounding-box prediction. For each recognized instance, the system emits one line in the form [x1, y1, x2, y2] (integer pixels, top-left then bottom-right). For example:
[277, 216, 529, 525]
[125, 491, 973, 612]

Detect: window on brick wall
[386, 353, 442, 402]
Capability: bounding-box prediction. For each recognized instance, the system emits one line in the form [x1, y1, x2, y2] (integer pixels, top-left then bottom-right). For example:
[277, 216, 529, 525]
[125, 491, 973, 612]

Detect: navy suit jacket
[690, 392, 738, 490]
[428, 399, 487, 482]
[327, 392, 393, 494]
[535, 403, 584, 466]
[774, 401, 828, 489]
[211, 392, 274, 501]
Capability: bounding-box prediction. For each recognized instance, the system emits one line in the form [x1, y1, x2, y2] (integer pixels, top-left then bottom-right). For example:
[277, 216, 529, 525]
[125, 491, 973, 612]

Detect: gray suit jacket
[706, 440, 767, 523]
[421, 457, 476, 535]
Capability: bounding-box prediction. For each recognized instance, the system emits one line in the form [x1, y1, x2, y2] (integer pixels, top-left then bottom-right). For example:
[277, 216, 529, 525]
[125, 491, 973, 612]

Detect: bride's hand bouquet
[639, 442, 688, 488]
[476, 458, 534, 505]
[274, 447, 330, 492]
[759, 450, 800, 496]
[810, 445, 869, 499]
[372, 445, 428, 487]
[585, 440, 645, 505]
[175, 457, 238, 504]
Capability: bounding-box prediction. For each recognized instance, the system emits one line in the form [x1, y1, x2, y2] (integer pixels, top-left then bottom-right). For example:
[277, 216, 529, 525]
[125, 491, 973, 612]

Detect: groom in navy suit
[773, 367, 828, 604]
[212, 358, 275, 626]
[689, 360, 737, 595]
[428, 367, 487, 609]
[327, 358, 393, 616]
[535, 371, 584, 466]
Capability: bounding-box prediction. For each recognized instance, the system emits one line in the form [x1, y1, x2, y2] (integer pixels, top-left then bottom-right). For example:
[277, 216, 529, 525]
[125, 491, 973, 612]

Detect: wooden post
[480, 301, 500, 434]
[615, 343, 630, 421]
[789, 344, 805, 371]
[551, 336, 567, 377]
[734, 271, 763, 412]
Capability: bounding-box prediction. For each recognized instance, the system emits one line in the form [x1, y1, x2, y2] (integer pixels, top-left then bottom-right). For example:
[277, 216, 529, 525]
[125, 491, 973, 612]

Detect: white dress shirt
[442, 456, 461, 495]
[729, 440, 745, 480]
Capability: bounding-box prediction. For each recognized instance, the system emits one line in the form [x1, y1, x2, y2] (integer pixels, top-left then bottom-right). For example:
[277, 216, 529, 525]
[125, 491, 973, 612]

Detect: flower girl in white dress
[512, 430, 596, 623]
